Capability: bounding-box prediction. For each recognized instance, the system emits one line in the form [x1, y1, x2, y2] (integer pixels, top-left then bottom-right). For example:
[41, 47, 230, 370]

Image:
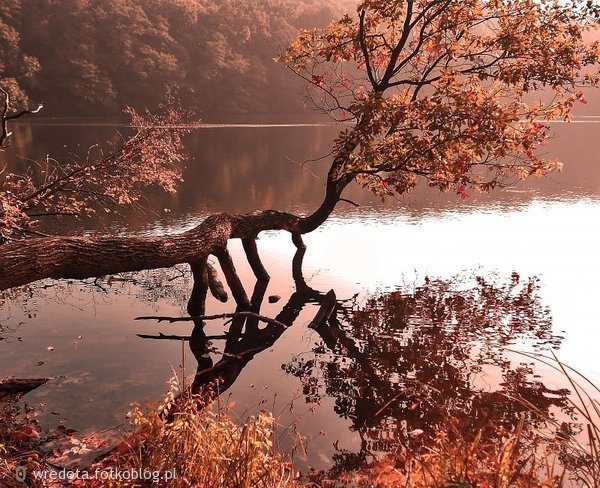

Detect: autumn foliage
[282, 0, 599, 199]
[0, 98, 192, 241]
[2, 1, 598, 242]
[0, 0, 347, 117]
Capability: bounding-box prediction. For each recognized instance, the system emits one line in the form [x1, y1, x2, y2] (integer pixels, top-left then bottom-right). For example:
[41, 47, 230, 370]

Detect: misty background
[0, 0, 362, 121]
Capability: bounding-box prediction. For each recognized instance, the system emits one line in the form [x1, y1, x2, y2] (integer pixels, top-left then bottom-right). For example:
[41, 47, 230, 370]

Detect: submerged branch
[136, 311, 289, 329]
[308, 289, 337, 329]
[206, 262, 228, 302]
[0, 377, 50, 399]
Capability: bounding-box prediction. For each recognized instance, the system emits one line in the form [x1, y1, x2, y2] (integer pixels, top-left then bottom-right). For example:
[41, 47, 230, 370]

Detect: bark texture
[0, 126, 361, 302]
[0, 211, 296, 291]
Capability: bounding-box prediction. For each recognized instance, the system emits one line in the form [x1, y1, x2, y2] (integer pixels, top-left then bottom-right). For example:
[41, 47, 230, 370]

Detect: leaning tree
[0, 0, 598, 314]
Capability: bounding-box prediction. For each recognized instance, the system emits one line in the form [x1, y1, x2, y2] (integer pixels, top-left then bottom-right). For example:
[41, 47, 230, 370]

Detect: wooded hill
[0, 0, 351, 119]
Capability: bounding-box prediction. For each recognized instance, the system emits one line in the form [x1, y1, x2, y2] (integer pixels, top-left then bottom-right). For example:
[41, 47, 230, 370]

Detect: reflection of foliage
[105, 266, 193, 313]
[0, 266, 193, 337]
[284, 274, 571, 472]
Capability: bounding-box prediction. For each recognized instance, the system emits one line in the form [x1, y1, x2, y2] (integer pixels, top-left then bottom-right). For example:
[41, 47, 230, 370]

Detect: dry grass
[1, 377, 297, 487]
[336, 420, 564, 488]
[506, 351, 600, 487]
[2, 353, 599, 487]
[96, 378, 296, 488]
[312, 352, 600, 488]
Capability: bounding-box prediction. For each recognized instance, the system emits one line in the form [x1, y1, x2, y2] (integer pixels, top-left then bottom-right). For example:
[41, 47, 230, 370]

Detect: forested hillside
[0, 0, 348, 119]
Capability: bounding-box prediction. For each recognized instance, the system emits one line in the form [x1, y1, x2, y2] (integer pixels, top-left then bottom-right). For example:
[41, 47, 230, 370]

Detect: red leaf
[11, 425, 40, 443]
[115, 435, 140, 455]
[311, 75, 326, 88]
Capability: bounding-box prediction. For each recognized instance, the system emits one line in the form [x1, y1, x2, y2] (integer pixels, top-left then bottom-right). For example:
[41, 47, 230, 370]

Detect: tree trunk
[0, 211, 295, 290]
[0, 178, 352, 295]
[0, 124, 363, 298]
[0, 377, 49, 399]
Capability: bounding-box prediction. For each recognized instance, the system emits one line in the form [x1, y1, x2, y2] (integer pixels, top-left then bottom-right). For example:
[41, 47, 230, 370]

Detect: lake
[1, 119, 599, 474]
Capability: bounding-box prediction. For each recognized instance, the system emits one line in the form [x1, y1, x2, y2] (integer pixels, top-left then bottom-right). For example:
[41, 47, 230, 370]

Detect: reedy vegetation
[1, 357, 599, 487]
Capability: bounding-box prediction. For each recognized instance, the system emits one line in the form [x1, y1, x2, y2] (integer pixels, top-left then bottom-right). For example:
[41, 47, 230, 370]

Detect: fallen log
[0, 377, 50, 399]
[0, 211, 298, 292]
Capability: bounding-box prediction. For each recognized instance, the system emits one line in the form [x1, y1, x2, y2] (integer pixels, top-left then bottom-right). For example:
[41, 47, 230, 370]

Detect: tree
[0, 91, 190, 241]
[282, 0, 598, 198]
[0, 0, 39, 111]
[0, 0, 598, 317]
[1, 0, 343, 117]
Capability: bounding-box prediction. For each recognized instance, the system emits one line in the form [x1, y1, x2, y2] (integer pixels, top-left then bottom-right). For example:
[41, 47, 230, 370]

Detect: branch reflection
[155, 250, 571, 475]
[184, 246, 351, 402]
[284, 273, 570, 472]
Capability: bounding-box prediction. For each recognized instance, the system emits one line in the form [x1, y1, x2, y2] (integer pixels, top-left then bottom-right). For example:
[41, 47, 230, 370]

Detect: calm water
[1, 120, 599, 472]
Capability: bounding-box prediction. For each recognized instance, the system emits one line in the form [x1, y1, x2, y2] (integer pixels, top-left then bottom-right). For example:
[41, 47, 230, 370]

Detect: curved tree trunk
[0, 120, 364, 316]
[0, 212, 280, 289]
[0, 178, 353, 306]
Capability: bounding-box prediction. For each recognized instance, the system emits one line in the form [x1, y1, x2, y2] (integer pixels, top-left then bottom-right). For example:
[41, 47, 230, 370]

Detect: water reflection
[282, 272, 571, 473]
[161, 247, 354, 404]
[2, 122, 599, 474]
[3, 122, 600, 237]
[143, 248, 575, 473]
[0, 234, 586, 474]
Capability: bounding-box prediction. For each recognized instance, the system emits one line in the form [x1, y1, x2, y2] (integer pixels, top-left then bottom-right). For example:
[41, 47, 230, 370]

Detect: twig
[338, 198, 360, 207]
[284, 156, 320, 179]
[1, 87, 43, 148]
[136, 333, 228, 341]
[136, 311, 288, 329]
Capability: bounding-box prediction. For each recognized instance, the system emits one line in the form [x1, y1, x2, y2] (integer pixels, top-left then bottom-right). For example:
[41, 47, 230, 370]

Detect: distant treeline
[0, 0, 350, 119]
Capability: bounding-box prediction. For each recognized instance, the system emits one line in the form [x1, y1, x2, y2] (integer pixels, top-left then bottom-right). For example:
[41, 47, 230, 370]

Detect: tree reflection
[183, 246, 355, 403]
[283, 273, 571, 472]
[136, 248, 573, 475]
